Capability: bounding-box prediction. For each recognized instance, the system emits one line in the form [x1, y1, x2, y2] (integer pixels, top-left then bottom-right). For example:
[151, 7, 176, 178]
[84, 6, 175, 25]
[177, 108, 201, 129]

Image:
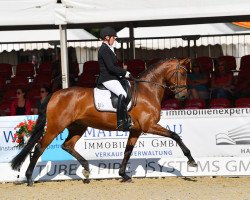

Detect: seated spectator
[210, 61, 234, 99]
[10, 88, 31, 115]
[31, 54, 39, 72]
[32, 85, 51, 115]
[187, 61, 209, 100]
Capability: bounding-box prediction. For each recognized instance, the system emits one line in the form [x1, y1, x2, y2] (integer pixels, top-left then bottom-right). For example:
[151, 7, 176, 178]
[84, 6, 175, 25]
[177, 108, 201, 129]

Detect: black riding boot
[117, 95, 133, 131]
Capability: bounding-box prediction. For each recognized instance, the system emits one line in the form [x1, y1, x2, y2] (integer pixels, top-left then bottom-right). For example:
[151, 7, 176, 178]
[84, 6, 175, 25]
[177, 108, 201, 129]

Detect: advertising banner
[162, 108, 250, 158]
[0, 115, 36, 163]
[1, 108, 250, 182]
[0, 115, 71, 163]
[18, 159, 146, 181]
[75, 108, 250, 160]
[146, 157, 250, 177]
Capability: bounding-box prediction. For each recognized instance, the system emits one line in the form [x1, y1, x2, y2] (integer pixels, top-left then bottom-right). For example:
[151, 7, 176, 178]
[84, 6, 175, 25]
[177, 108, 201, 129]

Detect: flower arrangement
[12, 119, 45, 148]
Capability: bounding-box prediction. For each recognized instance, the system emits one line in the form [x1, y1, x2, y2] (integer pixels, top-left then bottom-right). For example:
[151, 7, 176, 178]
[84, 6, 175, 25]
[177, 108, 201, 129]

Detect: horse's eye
[180, 72, 187, 78]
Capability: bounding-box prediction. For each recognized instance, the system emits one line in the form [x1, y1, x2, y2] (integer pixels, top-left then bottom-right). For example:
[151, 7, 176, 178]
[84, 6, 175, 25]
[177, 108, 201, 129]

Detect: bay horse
[11, 58, 197, 186]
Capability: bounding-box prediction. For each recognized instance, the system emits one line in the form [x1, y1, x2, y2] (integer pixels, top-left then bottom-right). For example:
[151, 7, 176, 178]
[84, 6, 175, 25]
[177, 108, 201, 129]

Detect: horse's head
[167, 58, 189, 100]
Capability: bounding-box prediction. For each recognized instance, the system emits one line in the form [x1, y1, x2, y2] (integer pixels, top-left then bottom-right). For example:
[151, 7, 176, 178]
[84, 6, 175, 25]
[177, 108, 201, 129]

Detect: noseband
[167, 64, 187, 93]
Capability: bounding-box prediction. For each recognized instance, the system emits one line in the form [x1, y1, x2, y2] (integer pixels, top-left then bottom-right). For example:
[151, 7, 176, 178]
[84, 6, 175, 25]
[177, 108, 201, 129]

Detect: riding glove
[125, 71, 131, 78]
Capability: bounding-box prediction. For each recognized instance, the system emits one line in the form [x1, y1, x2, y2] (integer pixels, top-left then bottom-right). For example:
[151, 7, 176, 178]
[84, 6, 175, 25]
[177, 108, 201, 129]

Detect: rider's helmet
[100, 27, 117, 40]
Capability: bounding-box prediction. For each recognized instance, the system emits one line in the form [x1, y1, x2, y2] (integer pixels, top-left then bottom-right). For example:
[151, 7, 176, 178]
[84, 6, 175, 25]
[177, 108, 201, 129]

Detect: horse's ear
[179, 58, 190, 66]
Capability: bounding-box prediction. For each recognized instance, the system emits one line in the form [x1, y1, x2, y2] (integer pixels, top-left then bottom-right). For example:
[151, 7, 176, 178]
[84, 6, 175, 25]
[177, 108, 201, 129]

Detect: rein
[130, 78, 167, 89]
[129, 63, 187, 106]
[130, 77, 186, 91]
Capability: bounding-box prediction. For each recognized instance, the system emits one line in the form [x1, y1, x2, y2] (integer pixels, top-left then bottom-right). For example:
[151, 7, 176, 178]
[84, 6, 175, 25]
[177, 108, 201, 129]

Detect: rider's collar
[103, 42, 115, 54]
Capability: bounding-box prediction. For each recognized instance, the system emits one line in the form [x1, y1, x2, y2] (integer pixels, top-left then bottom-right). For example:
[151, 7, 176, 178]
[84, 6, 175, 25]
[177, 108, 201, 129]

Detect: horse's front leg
[147, 123, 197, 167]
[119, 130, 141, 182]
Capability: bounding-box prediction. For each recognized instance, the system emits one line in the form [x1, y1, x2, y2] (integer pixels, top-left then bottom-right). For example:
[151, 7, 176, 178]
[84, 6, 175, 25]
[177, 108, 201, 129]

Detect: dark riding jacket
[97, 43, 126, 84]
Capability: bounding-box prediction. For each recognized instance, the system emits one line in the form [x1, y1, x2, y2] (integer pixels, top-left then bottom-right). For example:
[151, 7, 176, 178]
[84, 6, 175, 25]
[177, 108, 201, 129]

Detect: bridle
[166, 64, 187, 93]
[129, 63, 188, 106]
[130, 63, 187, 92]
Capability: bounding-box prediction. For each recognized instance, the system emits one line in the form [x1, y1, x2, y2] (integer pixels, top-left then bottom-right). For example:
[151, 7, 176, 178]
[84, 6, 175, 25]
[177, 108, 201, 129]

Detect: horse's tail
[11, 94, 53, 170]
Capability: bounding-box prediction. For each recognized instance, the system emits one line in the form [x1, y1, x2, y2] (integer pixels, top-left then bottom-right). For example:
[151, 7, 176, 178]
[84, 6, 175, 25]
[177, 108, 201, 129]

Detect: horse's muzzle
[175, 90, 188, 100]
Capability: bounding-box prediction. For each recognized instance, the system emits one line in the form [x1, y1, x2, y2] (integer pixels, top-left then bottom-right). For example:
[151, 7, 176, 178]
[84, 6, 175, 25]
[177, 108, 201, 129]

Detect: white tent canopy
[0, 0, 58, 26]
[0, 29, 96, 43]
[118, 23, 250, 38]
[0, 0, 250, 27]
[117, 23, 250, 49]
[116, 24, 250, 66]
[62, 0, 250, 24]
[0, 29, 97, 52]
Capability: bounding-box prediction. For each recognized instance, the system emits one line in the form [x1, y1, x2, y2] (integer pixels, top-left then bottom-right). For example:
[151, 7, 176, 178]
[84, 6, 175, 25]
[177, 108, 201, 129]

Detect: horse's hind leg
[62, 122, 90, 181]
[119, 130, 141, 182]
[25, 124, 65, 186]
[147, 124, 197, 167]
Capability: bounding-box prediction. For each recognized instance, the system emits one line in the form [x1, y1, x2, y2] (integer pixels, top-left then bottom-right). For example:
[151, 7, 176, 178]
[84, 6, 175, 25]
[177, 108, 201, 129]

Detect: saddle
[94, 79, 132, 112]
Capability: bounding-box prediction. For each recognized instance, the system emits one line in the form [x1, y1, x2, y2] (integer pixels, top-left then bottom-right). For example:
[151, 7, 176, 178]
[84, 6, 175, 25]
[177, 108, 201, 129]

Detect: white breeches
[102, 80, 127, 98]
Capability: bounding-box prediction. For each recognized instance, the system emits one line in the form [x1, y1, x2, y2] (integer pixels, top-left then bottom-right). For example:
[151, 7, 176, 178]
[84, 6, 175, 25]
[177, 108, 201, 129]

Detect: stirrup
[117, 120, 133, 131]
[117, 125, 124, 131]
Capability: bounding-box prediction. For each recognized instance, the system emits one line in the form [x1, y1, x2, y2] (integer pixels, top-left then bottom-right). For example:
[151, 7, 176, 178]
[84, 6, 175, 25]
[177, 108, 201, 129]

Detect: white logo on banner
[216, 123, 250, 145]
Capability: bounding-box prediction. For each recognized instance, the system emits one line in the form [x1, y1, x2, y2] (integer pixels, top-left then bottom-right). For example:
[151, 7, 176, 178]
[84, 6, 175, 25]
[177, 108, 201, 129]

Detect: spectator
[187, 61, 209, 100]
[210, 61, 234, 99]
[10, 88, 31, 115]
[32, 85, 51, 115]
[31, 54, 39, 72]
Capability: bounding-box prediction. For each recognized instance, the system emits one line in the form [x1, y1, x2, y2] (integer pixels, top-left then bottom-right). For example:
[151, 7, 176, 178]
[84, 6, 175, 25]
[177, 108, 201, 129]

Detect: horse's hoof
[82, 169, 90, 179]
[27, 180, 33, 187]
[83, 179, 90, 184]
[120, 174, 132, 183]
[188, 160, 198, 167]
[121, 178, 132, 183]
[120, 178, 132, 183]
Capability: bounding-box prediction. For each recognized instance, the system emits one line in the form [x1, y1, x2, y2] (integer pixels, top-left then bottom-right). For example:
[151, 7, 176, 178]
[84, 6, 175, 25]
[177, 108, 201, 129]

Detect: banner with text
[0, 108, 250, 182]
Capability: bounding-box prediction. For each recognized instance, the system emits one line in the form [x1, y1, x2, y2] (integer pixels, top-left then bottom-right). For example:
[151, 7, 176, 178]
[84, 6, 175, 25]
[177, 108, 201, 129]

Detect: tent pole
[121, 41, 124, 63]
[129, 25, 135, 59]
[194, 39, 197, 58]
[54, 44, 58, 58]
[126, 41, 130, 61]
[59, 24, 69, 88]
[187, 39, 190, 58]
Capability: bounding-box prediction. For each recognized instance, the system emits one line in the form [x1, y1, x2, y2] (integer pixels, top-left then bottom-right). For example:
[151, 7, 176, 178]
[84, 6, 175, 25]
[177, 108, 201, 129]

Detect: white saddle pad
[94, 88, 132, 112]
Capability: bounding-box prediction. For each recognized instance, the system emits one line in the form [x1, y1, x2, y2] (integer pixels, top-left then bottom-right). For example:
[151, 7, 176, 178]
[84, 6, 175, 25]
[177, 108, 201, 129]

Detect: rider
[97, 26, 133, 131]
